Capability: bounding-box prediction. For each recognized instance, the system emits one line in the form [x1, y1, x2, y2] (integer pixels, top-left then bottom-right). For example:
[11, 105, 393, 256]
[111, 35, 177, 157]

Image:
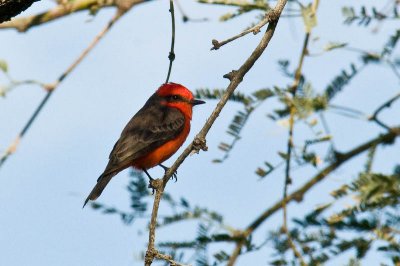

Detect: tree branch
[210, 10, 274, 50]
[0, 0, 149, 32]
[144, 0, 288, 265]
[165, 0, 176, 83]
[368, 92, 400, 130]
[227, 127, 400, 265]
[198, 0, 270, 10]
[0, 9, 126, 169]
[282, 32, 311, 266]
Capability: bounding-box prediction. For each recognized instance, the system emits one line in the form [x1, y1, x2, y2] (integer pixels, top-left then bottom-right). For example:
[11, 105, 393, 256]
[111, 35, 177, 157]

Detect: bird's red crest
[156, 83, 194, 100]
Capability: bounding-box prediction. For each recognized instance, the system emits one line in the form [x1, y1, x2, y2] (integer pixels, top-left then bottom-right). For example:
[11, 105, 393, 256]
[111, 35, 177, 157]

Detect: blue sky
[0, 0, 399, 265]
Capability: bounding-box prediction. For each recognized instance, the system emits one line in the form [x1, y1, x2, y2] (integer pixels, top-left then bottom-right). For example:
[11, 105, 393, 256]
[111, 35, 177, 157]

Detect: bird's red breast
[131, 119, 190, 169]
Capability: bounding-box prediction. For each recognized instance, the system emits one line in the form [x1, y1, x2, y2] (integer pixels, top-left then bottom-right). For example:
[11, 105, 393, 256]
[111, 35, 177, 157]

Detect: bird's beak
[191, 99, 206, 106]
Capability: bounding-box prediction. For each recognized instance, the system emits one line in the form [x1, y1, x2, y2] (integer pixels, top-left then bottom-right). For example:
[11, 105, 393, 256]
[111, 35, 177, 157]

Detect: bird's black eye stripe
[167, 95, 182, 101]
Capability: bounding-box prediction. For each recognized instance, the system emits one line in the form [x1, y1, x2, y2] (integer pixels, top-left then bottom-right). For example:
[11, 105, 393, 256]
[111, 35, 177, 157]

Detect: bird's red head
[156, 83, 205, 119]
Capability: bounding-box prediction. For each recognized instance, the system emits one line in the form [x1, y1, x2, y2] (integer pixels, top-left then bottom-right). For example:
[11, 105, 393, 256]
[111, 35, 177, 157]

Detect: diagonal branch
[227, 127, 400, 265]
[144, 0, 288, 265]
[210, 10, 272, 50]
[368, 92, 400, 130]
[0, 0, 149, 32]
[0, 9, 126, 169]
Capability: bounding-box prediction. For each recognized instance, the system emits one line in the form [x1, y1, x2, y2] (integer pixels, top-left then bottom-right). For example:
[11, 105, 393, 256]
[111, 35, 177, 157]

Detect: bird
[83, 83, 205, 208]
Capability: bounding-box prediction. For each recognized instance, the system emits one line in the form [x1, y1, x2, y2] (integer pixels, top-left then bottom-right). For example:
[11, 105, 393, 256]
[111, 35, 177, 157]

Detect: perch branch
[144, 0, 288, 265]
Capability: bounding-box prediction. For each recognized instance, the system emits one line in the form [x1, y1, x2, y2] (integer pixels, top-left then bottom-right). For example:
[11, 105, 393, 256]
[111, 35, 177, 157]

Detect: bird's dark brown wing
[101, 103, 185, 177]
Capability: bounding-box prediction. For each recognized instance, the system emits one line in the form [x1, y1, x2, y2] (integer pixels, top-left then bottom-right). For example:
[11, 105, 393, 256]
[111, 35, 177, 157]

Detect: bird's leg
[143, 169, 154, 180]
[158, 164, 178, 182]
[143, 169, 156, 194]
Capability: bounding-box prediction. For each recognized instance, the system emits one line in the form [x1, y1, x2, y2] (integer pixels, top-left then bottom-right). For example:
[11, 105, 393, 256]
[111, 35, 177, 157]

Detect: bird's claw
[171, 171, 178, 182]
[159, 164, 178, 182]
[147, 182, 156, 195]
[143, 168, 156, 193]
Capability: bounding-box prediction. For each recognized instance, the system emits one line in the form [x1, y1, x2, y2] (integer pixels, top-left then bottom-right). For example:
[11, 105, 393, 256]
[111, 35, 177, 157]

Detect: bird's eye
[172, 95, 179, 100]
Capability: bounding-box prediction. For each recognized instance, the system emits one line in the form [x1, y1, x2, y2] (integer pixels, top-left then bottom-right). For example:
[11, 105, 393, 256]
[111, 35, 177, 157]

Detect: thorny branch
[144, 0, 288, 265]
[0, 9, 127, 169]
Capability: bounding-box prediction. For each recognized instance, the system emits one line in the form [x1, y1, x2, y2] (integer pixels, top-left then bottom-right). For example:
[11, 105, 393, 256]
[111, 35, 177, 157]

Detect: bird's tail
[83, 172, 117, 208]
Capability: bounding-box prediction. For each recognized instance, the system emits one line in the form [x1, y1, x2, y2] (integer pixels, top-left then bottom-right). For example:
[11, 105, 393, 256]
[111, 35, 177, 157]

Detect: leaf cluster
[269, 166, 400, 265]
[342, 6, 399, 26]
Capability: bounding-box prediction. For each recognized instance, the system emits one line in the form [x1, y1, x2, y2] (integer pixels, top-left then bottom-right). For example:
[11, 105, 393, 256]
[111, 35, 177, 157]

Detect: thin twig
[210, 6, 273, 50]
[280, 1, 320, 261]
[227, 127, 400, 265]
[319, 113, 336, 150]
[387, 60, 400, 81]
[368, 92, 400, 130]
[165, 0, 176, 83]
[0, 10, 125, 169]
[198, 0, 270, 10]
[144, 0, 288, 265]
[175, 0, 207, 23]
[329, 104, 366, 118]
[281, 32, 310, 266]
[155, 251, 191, 266]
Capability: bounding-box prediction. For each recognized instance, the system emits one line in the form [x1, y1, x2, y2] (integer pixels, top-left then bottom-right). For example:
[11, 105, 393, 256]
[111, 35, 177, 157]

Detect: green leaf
[255, 167, 267, 177]
[324, 42, 348, 51]
[278, 151, 289, 160]
[252, 88, 274, 101]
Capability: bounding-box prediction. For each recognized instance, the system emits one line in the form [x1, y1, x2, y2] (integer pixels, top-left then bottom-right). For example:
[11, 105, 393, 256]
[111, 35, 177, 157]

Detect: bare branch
[145, 179, 164, 266]
[368, 92, 400, 130]
[210, 10, 273, 50]
[175, 0, 207, 23]
[0, 0, 149, 32]
[0, 9, 125, 169]
[155, 251, 191, 266]
[282, 32, 311, 266]
[144, 0, 288, 265]
[165, 0, 176, 83]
